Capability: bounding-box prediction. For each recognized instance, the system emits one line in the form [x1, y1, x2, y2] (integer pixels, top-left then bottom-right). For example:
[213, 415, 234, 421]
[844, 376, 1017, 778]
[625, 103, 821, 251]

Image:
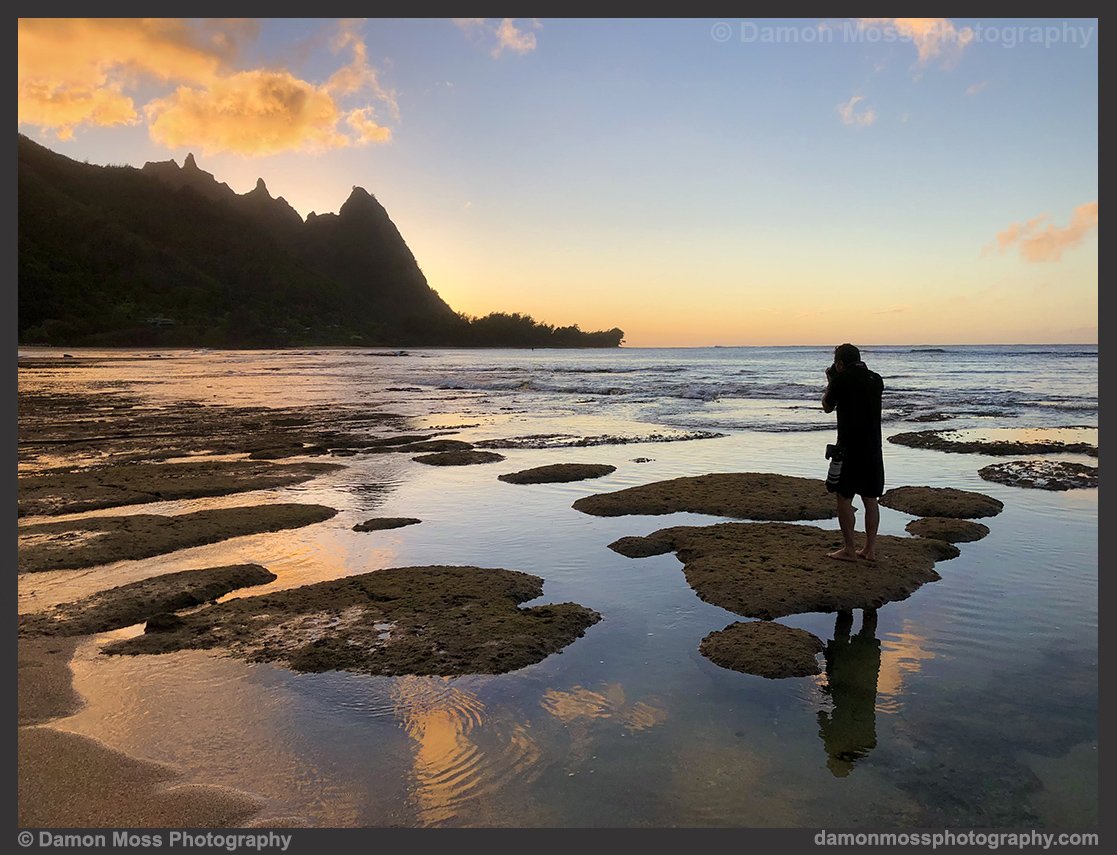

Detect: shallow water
[18, 345, 1098, 827]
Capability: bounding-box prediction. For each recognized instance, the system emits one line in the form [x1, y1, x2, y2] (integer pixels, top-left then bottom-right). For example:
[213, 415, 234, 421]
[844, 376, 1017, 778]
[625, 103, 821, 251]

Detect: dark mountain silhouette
[18, 135, 624, 348]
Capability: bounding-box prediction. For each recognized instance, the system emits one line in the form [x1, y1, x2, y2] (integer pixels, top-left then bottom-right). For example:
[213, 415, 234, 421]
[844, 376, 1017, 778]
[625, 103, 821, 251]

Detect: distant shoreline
[17, 342, 1099, 352]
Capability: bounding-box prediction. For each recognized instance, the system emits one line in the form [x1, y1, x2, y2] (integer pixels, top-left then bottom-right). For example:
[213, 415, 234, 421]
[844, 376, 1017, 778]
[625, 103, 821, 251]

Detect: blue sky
[19, 18, 1098, 344]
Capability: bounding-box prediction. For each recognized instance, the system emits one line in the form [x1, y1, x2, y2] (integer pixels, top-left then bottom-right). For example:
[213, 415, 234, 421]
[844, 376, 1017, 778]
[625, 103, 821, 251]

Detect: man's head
[833, 343, 861, 369]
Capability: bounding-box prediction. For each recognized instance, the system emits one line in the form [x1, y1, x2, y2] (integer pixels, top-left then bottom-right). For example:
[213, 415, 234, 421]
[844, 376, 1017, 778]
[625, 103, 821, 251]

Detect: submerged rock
[905, 412, 953, 423]
[104, 565, 601, 677]
[700, 621, 824, 679]
[880, 486, 1003, 519]
[17, 504, 337, 573]
[613, 521, 958, 619]
[352, 517, 421, 532]
[398, 439, 474, 453]
[365, 434, 440, 447]
[607, 535, 675, 558]
[889, 429, 1097, 457]
[16, 387, 407, 471]
[475, 431, 725, 449]
[19, 565, 277, 637]
[413, 450, 505, 466]
[499, 463, 616, 484]
[573, 472, 836, 521]
[905, 517, 991, 543]
[978, 460, 1098, 491]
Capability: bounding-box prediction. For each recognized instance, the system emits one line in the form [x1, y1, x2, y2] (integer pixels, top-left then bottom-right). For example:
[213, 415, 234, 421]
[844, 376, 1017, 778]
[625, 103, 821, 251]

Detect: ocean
[17, 344, 1098, 827]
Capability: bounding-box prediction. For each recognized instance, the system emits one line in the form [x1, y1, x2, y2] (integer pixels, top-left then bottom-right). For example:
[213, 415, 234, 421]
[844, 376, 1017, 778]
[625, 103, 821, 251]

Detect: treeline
[452, 312, 625, 348]
[19, 311, 625, 349]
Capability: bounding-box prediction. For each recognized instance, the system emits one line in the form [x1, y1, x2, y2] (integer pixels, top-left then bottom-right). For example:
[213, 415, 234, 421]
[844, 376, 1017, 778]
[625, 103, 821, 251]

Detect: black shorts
[831, 447, 884, 499]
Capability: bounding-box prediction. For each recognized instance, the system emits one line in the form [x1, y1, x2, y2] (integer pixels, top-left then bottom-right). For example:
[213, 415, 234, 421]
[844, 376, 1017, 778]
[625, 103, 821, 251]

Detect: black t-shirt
[826, 362, 883, 451]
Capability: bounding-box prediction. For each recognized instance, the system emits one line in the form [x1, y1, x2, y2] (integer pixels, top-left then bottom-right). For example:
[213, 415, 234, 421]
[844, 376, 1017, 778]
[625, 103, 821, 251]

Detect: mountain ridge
[18, 135, 624, 349]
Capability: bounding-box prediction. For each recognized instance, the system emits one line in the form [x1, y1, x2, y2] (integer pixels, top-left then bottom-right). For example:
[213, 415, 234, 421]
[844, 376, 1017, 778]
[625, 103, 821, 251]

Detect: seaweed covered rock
[879, 486, 1003, 519]
[18, 504, 337, 573]
[413, 450, 505, 466]
[574, 473, 836, 521]
[18, 460, 341, 517]
[889, 429, 1097, 457]
[19, 565, 277, 636]
[499, 463, 616, 484]
[613, 522, 957, 619]
[905, 518, 990, 543]
[700, 621, 824, 678]
[352, 517, 421, 532]
[607, 535, 675, 558]
[978, 460, 1098, 491]
[104, 565, 601, 677]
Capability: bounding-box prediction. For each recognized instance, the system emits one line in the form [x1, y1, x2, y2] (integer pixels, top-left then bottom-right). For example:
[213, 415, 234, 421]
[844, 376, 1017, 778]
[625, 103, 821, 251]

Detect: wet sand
[19, 638, 82, 726]
[20, 724, 263, 828]
[18, 637, 264, 827]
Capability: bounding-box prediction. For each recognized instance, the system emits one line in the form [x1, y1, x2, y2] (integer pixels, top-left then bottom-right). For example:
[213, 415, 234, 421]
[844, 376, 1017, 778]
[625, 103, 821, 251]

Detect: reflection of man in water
[817, 608, 881, 777]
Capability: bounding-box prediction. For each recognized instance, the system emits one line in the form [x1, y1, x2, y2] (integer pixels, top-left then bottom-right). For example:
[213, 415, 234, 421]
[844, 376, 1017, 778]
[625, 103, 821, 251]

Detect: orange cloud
[18, 18, 224, 138]
[18, 18, 395, 155]
[836, 94, 876, 127]
[17, 80, 137, 140]
[346, 107, 392, 144]
[493, 18, 541, 57]
[454, 18, 541, 58]
[147, 70, 353, 156]
[857, 18, 973, 67]
[326, 18, 399, 120]
[990, 202, 1098, 262]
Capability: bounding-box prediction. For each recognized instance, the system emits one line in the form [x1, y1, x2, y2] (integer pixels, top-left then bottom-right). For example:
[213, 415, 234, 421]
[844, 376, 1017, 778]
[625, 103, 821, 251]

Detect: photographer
[821, 343, 885, 561]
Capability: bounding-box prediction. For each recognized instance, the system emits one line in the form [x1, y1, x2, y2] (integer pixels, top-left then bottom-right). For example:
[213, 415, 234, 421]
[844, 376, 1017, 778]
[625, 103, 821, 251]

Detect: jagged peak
[250, 177, 270, 196]
[339, 185, 386, 219]
[183, 153, 198, 170]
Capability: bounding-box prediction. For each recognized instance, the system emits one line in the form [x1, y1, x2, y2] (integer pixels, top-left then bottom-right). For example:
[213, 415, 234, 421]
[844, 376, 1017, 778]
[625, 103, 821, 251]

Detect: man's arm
[822, 368, 837, 413]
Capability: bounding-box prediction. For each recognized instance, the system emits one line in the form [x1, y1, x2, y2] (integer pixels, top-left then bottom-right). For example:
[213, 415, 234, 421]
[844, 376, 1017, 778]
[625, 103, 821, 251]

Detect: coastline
[17, 348, 1098, 827]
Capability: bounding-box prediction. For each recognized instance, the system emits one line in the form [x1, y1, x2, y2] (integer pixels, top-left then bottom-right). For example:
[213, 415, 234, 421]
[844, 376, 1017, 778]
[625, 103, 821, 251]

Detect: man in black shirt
[821, 343, 884, 561]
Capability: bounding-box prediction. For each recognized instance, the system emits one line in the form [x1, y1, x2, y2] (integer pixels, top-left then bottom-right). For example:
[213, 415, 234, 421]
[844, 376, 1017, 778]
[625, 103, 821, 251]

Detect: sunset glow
[18, 17, 1098, 346]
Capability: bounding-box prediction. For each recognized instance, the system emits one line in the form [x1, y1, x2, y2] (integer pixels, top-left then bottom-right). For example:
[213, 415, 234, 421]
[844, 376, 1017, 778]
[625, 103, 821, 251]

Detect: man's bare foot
[828, 547, 859, 562]
[856, 547, 876, 561]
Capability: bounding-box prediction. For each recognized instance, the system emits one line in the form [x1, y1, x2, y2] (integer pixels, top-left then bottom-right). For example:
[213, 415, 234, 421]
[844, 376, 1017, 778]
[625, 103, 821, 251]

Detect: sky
[18, 17, 1098, 346]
